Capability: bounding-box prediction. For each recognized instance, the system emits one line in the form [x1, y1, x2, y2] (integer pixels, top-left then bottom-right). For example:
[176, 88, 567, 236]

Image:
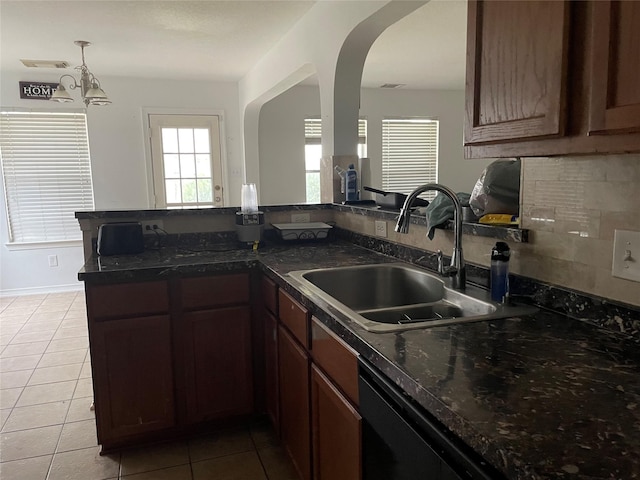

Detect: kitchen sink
[287, 263, 537, 332]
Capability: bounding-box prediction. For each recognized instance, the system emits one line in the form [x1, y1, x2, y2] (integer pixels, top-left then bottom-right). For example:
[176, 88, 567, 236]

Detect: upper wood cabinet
[588, 0, 640, 135]
[465, 0, 570, 144]
[464, 0, 640, 158]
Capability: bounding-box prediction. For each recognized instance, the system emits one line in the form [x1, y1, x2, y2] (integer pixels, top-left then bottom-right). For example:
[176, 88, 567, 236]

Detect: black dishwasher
[358, 358, 505, 480]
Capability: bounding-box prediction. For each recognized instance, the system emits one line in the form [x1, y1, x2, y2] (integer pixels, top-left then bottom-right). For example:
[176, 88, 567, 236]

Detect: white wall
[0, 71, 243, 295]
[258, 85, 493, 204]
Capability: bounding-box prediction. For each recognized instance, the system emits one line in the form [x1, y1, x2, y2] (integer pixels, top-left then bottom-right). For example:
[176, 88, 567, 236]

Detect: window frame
[382, 117, 439, 200]
[0, 109, 94, 246]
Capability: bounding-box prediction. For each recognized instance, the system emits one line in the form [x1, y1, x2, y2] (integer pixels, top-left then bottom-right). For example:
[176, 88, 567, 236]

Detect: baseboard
[0, 283, 83, 298]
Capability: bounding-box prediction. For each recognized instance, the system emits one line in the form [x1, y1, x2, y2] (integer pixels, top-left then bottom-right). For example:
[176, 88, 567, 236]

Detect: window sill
[5, 240, 83, 251]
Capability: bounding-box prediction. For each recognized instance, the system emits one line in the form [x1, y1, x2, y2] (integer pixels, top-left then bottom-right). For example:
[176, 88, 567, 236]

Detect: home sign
[19, 82, 59, 100]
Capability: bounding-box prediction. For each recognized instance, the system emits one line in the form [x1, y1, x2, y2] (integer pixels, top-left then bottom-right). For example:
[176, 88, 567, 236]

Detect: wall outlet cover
[141, 220, 164, 234]
[375, 220, 387, 238]
[612, 229, 640, 282]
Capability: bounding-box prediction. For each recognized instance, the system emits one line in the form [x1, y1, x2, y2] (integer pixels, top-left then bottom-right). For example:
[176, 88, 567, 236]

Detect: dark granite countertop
[79, 241, 640, 480]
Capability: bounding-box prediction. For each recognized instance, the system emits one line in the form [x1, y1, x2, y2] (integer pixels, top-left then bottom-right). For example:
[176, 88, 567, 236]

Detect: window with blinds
[382, 118, 439, 200]
[304, 118, 367, 203]
[0, 111, 94, 243]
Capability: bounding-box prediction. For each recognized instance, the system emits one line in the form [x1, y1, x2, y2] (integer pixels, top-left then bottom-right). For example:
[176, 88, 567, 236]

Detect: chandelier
[50, 41, 111, 106]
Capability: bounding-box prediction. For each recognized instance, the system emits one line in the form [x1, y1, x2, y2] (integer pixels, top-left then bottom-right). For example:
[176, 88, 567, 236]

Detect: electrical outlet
[291, 213, 310, 223]
[141, 220, 164, 234]
[612, 229, 640, 282]
[48, 255, 58, 267]
[375, 221, 387, 238]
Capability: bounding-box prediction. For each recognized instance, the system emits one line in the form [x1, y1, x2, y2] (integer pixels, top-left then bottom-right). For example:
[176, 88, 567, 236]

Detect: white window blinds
[382, 118, 439, 198]
[0, 111, 94, 243]
[304, 118, 367, 145]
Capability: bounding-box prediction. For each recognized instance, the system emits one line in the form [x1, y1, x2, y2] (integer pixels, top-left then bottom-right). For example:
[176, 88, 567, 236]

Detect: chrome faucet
[395, 183, 466, 290]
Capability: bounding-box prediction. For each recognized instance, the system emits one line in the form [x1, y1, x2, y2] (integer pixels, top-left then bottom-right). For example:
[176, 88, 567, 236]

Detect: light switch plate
[612, 229, 640, 282]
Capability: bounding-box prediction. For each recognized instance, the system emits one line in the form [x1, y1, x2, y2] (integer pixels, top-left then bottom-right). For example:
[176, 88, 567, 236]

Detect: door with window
[149, 114, 224, 208]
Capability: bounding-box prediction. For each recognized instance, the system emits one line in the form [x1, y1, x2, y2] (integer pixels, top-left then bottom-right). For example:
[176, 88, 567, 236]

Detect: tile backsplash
[334, 154, 640, 308]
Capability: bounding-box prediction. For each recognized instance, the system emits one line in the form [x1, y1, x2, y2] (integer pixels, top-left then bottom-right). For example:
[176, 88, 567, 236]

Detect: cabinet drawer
[279, 290, 309, 348]
[262, 275, 278, 315]
[87, 281, 169, 320]
[180, 273, 250, 310]
[311, 317, 359, 407]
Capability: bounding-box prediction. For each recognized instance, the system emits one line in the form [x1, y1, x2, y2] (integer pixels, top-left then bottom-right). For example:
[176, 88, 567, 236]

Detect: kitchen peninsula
[77, 205, 640, 480]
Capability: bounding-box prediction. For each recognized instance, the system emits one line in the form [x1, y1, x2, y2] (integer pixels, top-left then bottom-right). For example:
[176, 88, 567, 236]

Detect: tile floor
[0, 291, 298, 480]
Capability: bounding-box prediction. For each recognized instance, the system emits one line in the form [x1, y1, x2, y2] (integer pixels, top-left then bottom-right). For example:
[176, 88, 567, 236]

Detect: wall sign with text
[19, 82, 59, 100]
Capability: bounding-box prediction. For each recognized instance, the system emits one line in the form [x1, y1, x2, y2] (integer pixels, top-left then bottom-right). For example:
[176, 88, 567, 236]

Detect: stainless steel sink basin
[287, 263, 537, 332]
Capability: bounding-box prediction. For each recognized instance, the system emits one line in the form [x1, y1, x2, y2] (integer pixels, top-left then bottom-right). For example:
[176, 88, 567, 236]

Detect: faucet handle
[436, 250, 444, 274]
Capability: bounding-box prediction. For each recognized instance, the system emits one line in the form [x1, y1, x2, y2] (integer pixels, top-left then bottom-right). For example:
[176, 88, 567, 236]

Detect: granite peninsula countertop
[79, 241, 640, 480]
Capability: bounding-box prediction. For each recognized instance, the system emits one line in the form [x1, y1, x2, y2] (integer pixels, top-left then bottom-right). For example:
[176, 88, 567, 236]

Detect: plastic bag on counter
[469, 158, 521, 217]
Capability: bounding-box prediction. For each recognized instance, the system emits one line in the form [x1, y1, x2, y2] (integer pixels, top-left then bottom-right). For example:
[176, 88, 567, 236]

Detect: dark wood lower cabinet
[278, 325, 311, 480]
[264, 310, 279, 432]
[91, 314, 175, 444]
[182, 306, 253, 424]
[311, 365, 362, 480]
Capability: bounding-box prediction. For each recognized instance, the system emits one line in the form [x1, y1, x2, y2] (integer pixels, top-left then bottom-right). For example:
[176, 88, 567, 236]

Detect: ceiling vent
[20, 59, 69, 69]
[380, 83, 406, 89]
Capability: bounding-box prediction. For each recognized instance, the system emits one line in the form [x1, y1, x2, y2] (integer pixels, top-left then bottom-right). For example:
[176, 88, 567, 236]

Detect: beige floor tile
[65, 397, 95, 423]
[10, 330, 55, 345]
[60, 318, 87, 329]
[12, 294, 46, 304]
[188, 427, 254, 463]
[2, 400, 69, 432]
[257, 445, 299, 480]
[17, 380, 76, 407]
[120, 441, 190, 476]
[16, 321, 59, 334]
[52, 327, 87, 341]
[0, 324, 23, 336]
[192, 450, 267, 480]
[0, 354, 41, 372]
[34, 304, 70, 314]
[0, 341, 49, 358]
[121, 464, 193, 479]
[27, 364, 82, 386]
[0, 408, 10, 429]
[0, 369, 33, 389]
[26, 311, 65, 324]
[250, 420, 279, 449]
[47, 446, 120, 480]
[1, 305, 38, 317]
[0, 454, 52, 480]
[0, 316, 28, 327]
[79, 361, 92, 379]
[73, 377, 94, 399]
[0, 335, 15, 347]
[37, 349, 87, 368]
[0, 387, 23, 409]
[46, 337, 88, 354]
[0, 424, 62, 462]
[56, 419, 98, 452]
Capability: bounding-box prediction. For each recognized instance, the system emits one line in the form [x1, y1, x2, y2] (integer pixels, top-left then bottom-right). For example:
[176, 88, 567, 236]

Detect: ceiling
[0, 0, 467, 90]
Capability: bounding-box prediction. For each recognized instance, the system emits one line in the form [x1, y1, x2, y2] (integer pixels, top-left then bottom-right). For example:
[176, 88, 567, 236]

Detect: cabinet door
[182, 306, 253, 424]
[588, 0, 640, 134]
[311, 365, 362, 480]
[464, 0, 570, 144]
[264, 310, 279, 432]
[278, 325, 311, 480]
[91, 315, 175, 444]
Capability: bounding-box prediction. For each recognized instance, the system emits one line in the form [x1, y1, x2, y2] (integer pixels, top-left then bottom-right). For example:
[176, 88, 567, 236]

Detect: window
[149, 114, 223, 208]
[304, 118, 367, 203]
[382, 118, 439, 200]
[0, 111, 94, 243]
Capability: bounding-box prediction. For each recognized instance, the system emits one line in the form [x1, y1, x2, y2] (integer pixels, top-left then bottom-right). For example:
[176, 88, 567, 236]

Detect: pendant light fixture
[50, 40, 111, 106]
